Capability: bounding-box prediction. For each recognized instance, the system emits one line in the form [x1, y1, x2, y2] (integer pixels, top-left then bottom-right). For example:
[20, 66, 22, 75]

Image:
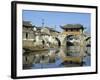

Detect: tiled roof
[23, 21, 32, 27]
[61, 24, 84, 29]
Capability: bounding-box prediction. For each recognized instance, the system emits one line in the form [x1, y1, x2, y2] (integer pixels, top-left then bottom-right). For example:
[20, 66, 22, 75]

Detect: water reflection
[23, 47, 90, 69]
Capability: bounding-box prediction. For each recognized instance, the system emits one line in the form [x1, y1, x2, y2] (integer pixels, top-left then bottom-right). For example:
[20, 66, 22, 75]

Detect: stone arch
[55, 37, 61, 47]
[62, 34, 75, 48]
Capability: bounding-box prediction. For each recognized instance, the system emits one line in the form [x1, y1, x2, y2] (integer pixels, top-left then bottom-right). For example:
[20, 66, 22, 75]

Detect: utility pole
[42, 19, 44, 27]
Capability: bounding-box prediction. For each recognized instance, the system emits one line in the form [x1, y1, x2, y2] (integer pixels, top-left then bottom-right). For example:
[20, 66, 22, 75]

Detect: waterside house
[23, 21, 60, 51]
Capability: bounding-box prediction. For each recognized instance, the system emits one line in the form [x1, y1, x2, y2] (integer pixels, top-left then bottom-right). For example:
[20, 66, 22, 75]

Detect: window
[26, 32, 28, 39]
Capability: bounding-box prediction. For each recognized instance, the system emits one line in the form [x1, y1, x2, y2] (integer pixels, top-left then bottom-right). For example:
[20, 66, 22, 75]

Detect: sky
[22, 10, 91, 33]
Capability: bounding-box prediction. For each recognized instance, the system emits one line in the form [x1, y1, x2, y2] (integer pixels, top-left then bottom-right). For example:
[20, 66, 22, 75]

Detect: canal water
[23, 48, 91, 69]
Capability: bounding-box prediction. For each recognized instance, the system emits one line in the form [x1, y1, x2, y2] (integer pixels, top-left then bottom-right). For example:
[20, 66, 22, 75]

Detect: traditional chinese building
[60, 24, 85, 63]
[61, 24, 84, 35]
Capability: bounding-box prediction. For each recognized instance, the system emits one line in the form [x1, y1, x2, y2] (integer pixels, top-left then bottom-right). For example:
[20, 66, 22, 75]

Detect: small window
[26, 32, 28, 39]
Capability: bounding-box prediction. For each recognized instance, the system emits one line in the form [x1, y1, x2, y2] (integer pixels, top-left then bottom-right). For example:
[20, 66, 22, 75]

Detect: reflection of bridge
[23, 47, 83, 69]
[57, 46, 83, 63]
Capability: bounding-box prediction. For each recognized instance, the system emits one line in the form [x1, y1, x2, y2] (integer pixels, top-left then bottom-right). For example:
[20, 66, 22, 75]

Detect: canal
[23, 48, 91, 69]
